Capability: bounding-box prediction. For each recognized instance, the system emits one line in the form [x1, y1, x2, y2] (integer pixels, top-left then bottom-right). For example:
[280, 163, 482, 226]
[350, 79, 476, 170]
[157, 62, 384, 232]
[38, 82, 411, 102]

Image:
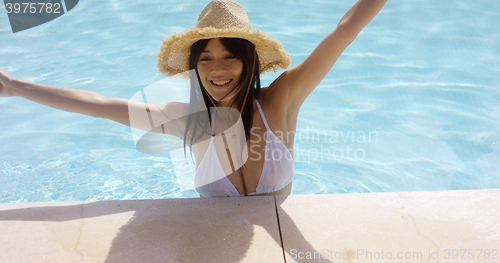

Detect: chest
[191, 102, 293, 192]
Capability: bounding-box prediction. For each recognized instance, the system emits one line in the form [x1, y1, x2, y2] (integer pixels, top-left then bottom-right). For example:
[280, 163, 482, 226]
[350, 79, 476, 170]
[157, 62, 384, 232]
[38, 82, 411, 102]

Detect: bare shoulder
[152, 101, 190, 138]
[157, 101, 190, 120]
[261, 71, 300, 115]
[257, 73, 300, 133]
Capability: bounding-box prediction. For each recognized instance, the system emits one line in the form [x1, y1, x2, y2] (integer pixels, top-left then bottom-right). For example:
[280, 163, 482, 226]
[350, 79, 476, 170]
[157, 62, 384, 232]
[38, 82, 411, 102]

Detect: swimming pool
[1, 0, 499, 202]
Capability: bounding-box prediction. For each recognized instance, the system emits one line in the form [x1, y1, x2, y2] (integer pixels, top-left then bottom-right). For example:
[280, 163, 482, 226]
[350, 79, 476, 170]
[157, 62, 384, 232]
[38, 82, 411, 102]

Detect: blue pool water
[1, 0, 499, 202]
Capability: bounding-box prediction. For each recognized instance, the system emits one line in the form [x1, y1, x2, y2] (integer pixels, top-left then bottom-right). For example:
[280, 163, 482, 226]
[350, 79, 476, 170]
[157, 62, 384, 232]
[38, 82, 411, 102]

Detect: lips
[207, 78, 236, 101]
[210, 79, 232, 87]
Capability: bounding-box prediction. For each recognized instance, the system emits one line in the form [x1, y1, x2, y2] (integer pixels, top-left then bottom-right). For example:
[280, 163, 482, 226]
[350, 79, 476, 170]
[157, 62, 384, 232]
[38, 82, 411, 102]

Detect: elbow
[333, 23, 359, 46]
[88, 96, 131, 126]
[85, 95, 108, 119]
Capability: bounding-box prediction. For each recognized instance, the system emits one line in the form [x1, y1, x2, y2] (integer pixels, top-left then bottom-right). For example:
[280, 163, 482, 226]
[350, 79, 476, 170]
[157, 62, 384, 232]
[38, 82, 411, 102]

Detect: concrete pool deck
[0, 189, 499, 262]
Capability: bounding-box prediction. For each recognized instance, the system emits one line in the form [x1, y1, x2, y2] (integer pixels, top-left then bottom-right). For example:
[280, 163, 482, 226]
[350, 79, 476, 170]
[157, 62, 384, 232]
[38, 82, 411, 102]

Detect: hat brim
[157, 27, 291, 77]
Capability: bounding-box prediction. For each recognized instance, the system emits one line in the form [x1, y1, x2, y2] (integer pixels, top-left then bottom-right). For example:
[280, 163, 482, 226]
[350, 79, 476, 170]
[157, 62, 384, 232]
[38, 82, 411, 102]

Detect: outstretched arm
[1, 68, 133, 125]
[0, 69, 184, 137]
[282, 0, 388, 106]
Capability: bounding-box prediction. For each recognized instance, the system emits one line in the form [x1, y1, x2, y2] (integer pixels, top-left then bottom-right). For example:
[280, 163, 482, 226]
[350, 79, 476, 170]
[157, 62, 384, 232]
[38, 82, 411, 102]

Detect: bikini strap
[209, 109, 215, 143]
[254, 98, 271, 131]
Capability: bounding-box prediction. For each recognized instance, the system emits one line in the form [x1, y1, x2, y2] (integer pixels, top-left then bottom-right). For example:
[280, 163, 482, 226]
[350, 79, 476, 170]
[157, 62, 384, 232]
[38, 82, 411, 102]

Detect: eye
[198, 57, 212, 64]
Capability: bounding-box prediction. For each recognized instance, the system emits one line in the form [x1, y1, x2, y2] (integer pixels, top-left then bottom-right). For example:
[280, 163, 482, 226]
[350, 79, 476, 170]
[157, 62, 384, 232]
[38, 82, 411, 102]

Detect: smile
[211, 79, 232, 86]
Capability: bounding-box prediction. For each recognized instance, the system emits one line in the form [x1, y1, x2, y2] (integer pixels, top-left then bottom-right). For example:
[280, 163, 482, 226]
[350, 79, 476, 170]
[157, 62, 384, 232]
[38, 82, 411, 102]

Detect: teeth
[212, 79, 231, 86]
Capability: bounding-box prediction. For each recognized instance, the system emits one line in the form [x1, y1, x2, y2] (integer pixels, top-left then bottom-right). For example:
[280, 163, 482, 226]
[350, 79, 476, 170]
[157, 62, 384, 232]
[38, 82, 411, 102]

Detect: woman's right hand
[0, 68, 15, 97]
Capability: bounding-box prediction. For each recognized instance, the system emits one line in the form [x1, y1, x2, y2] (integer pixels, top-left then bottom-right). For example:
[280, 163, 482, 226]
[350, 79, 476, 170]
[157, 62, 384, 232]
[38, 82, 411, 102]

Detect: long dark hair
[183, 38, 262, 153]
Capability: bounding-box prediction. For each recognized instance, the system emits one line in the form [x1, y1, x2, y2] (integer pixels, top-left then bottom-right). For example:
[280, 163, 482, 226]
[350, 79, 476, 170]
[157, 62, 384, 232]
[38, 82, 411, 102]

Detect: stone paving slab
[277, 189, 500, 263]
[0, 196, 284, 263]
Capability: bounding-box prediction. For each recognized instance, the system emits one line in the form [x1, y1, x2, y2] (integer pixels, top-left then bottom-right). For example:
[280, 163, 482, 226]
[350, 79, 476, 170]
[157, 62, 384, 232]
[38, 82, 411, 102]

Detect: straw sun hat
[157, 0, 291, 77]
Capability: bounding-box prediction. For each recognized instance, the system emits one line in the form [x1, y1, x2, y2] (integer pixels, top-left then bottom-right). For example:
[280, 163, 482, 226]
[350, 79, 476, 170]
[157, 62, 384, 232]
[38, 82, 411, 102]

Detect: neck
[216, 99, 237, 108]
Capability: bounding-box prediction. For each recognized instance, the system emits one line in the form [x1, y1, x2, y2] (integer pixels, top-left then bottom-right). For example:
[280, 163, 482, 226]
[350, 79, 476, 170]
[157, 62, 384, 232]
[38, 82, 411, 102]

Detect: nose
[211, 58, 227, 74]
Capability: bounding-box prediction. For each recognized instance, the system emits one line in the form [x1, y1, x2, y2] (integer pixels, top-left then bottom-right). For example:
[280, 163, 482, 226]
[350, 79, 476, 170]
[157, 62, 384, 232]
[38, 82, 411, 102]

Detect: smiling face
[196, 38, 243, 104]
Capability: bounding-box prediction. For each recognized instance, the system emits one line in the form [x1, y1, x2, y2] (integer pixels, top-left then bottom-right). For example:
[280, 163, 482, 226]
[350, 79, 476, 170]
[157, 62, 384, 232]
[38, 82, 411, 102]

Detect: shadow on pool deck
[0, 196, 323, 262]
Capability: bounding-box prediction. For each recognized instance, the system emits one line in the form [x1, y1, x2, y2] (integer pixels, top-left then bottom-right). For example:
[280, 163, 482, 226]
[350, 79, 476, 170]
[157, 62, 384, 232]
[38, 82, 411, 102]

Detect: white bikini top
[194, 98, 294, 197]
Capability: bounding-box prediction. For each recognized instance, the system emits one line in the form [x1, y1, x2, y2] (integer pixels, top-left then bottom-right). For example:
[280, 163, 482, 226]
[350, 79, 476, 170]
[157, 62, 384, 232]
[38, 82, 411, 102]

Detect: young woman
[0, 0, 387, 197]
